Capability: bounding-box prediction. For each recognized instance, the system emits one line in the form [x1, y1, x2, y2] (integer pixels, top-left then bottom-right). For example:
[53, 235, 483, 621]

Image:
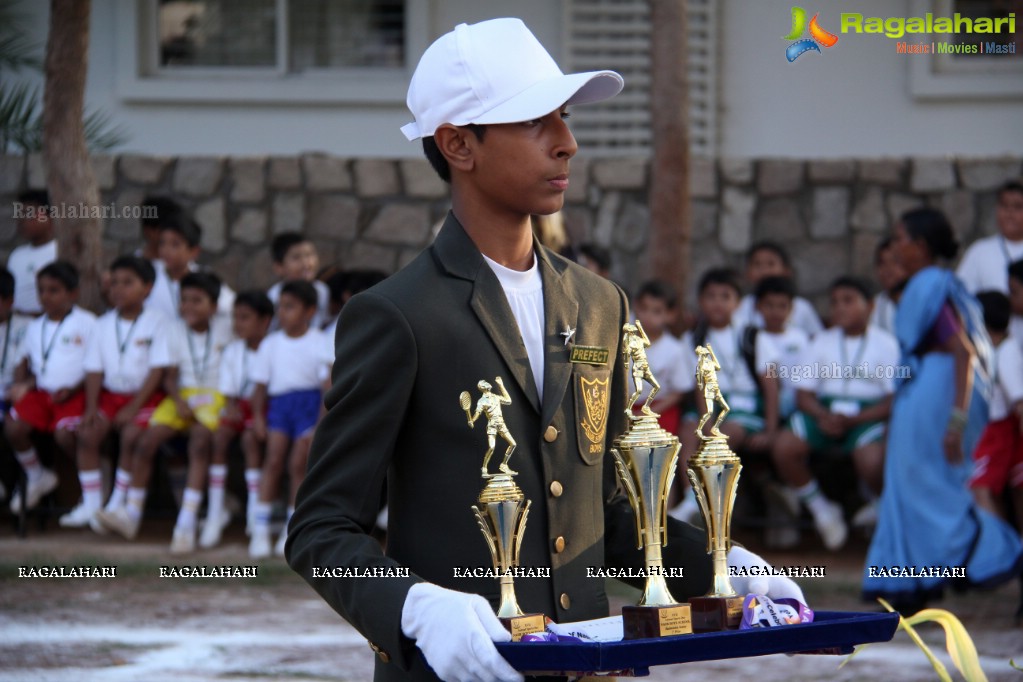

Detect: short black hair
[110, 255, 157, 285]
[160, 213, 202, 248]
[141, 196, 184, 229]
[997, 180, 1023, 201]
[17, 189, 49, 208]
[901, 207, 958, 260]
[698, 267, 743, 296]
[280, 279, 318, 309]
[1009, 258, 1023, 286]
[37, 260, 79, 291]
[422, 124, 487, 183]
[271, 232, 311, 264]
[755, 275, 795, 301]
[830, 275, 874, 302]
[180, 271, 221, 305]
[746, 240, 792, 268]
[234, 290, 274, 318]
[976, 290, 1011, 333]
[0, 267, 14, 299]
[635, 279, 677, 308]
[578, 243, 612, 272]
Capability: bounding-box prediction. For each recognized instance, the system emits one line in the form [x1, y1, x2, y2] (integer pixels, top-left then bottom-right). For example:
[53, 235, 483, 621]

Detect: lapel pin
[561, 325, 576, 346]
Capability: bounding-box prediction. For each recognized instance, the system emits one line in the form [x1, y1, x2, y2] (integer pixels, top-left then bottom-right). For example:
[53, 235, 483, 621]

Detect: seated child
[80, 257, 171, 534]
[771, 276, 900, 551]
[734, 241, 823, 338]
[869, 237, 904, 336]
[248, 280, 334, 558]
[754, 276, 810, 420]
[210, 290, 274, 544]
[0, 267, 32, 420]
[8, 190, 57, 316]
[5, 262, 96, 514]
[147, 213, 235, 320]
[969, 291, 1023, 535]
[267, 233, 331, 330]
[137, 196, 184, 263]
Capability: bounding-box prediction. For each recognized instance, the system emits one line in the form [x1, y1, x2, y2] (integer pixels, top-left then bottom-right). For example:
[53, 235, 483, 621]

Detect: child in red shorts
[76, 256, 171, 535]
[5, 261, 96, 516]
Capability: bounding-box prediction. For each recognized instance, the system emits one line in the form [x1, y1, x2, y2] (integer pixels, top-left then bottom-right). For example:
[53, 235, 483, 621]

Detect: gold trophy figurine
[610, 322, 693, 639]
[460, 377, 545, 641]
[687, 344, 744, 632]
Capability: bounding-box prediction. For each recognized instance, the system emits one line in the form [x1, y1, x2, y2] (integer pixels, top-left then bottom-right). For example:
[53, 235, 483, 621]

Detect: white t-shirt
[167, 316, 234, 390]
[147, 261, 236, 320]
[956, 234, 1023, 295]
[760, 327, 810, 416]
[20, 306, 96, 393]
[484, 254, 546, 403]
[6, 240, 57, 314]
[636, 333, 694, 402]
[683, 322, 779, 399]
[84, 309, 173, 394]
[250, 327, 333, 396]
[869, 292, 897, 336]
[219, 338, 262, 400]
[268, 280, 332, 331]
[734, 294, 823, 339]
[797, 325, 900, 401]
[0, 314, 32, 400]
[990, 337, 1023, 421]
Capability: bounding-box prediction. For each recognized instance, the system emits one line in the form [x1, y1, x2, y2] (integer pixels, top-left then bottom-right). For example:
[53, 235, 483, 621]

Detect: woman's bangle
[947, 408, 968, 432]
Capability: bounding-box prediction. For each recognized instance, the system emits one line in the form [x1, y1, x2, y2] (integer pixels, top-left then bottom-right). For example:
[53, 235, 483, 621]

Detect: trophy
[686, 344, 744, 632]
[610, 321, 693, 639]
[460, 377, 545, 641]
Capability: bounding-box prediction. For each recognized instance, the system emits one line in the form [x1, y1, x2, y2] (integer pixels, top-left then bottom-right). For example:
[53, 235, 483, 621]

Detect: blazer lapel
[539, 249, 578, 428]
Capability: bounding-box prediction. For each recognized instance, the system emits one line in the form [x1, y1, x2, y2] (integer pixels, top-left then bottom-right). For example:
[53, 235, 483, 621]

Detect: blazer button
[554, 536, 566, 553]
[549, 481, 563, 497]
[544, 425, 559, 442]
[560, 592, 571, 609]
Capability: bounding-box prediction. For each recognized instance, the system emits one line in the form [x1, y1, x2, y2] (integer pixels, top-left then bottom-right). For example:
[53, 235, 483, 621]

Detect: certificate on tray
[494, 610, 900, 677]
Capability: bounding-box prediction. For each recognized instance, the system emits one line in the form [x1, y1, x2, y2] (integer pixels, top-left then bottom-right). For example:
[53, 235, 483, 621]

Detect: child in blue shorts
[248, 280, 333, 558]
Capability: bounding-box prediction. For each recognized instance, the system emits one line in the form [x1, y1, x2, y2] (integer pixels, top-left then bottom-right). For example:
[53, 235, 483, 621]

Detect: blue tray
[495, 610, 900, 677]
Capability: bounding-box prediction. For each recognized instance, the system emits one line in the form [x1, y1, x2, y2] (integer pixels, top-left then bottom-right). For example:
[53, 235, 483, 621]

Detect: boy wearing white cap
[287, 18, 802, 682]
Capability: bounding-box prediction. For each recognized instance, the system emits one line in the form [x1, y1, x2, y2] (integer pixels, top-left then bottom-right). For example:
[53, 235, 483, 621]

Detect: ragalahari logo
[783, 7, 839, 61]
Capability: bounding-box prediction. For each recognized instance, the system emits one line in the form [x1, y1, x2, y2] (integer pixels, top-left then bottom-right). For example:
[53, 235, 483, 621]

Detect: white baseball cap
[400, 18, 624, 141]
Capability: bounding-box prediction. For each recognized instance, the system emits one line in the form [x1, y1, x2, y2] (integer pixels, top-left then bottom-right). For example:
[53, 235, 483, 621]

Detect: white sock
[795, 480, 831, 516]
[125, 487, 146, 522]
[14, 447, 41, 482]
[176, 488, 203, 530]
[107, 468, 132, 511]
[207, 465, 227, 518]
[252, 501, 271, 534]
[79, 470, 103, 511]
[245, 468, 261, 508]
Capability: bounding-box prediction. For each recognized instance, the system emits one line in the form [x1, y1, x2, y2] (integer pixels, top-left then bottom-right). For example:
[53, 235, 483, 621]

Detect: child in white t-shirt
[7, 190, 56, 316]
[81, 257, 172, 536]
[734, 241, 823, 339]
[266, 233, 331, 330]
[631, 280, 694, 432]
[248, 281, 334, 558]
[771, 276, 899, 551]
[754, 276, 810, 420]
[0, 268, 31, 418]
[146, 214, 235, 320]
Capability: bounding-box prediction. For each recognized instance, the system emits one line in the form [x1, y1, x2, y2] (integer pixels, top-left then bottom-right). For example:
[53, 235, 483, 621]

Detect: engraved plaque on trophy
[461, 377, 545, 641]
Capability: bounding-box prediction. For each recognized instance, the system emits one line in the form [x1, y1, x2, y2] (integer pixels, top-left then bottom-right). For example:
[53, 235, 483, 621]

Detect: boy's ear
[434, 124, 475, 175]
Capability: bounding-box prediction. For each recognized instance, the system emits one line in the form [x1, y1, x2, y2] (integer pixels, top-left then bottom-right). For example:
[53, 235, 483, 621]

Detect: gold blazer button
[544, 425, 559, 442]
[549, 481, 563, 497]
[554, 536, 566, 553]
[560, 592, 571, 609]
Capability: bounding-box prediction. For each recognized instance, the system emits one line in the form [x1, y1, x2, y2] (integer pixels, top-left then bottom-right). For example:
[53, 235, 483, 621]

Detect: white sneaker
[852, 500, 879, 528]
[170, 526, 196, 554]
[274, 528, 288, 557]
[812, 500, 848, 551]
[249, 528, 272, 559]
[9, 468, 59, 512]
[198, 508, 232, 549]
[89, 511, 109, 535]
[59, 503, 100, 528]
[667, 498, 703, 525]
[95, 507, 141, 540]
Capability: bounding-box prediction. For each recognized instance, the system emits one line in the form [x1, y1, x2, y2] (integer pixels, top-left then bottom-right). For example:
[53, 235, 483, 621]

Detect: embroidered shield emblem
[580, 376, 609, 446]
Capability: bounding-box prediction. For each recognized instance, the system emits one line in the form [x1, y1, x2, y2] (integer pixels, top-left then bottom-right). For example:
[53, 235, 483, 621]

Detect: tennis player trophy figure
[687, 344, 744, 632]
[611, 322, 692, 639]
[460, 378, 545, 641]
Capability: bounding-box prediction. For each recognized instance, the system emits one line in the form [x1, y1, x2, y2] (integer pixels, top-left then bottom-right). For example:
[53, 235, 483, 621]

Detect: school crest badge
[580, 376, 609, 448]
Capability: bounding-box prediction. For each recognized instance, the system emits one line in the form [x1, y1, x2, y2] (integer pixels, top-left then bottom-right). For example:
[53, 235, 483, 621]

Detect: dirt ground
[1, 519, 1021, 682]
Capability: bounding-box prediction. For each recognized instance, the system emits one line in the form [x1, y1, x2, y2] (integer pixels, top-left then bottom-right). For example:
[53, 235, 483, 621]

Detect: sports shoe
[59, 503, 100, 528]
[89, 512, 109, 535]
[170, 526, 196, 554]
[852, 500, 879, 528]
[249, 528, 272, 559]
[9, 468, 59, 513]
[274, 528, 288, 557]
[198, 508, 232, 549]
[95, 507, 141, 540]
[812, 500, 848, 551]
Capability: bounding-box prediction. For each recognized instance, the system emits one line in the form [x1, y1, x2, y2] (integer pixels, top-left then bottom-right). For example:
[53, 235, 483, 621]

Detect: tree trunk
[43, 0, 103, 312]
[648, 0, 690, 332]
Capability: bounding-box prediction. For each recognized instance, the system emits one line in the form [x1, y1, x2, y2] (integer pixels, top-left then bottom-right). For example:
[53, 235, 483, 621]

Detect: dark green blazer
[287, 213, 712, 681]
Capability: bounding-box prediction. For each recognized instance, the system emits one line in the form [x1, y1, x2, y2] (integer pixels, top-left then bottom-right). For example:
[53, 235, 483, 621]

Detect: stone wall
[1, 154, 1020, 313]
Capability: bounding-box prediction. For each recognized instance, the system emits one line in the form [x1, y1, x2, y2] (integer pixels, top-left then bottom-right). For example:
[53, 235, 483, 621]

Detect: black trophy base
[622, 603, 693, 639]
[689, 595, 744, 632]
[501, 613, 547, 641]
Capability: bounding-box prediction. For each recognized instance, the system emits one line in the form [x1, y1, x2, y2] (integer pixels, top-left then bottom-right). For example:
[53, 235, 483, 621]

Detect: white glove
[400, 582, 523, 682]
[727, 546, 807, 604]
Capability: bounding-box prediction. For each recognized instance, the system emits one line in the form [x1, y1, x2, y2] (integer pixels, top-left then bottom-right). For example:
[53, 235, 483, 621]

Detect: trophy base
[500, 613, 547, 642]
[622, 604, 693, 639]
[688, 595, 744, 632]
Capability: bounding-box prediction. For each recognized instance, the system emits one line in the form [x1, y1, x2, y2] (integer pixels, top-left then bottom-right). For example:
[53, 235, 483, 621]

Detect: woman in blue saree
[863, 208, 1023, 613]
